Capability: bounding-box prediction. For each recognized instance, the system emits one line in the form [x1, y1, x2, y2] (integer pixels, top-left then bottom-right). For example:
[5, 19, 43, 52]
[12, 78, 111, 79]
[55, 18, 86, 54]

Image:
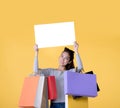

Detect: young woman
[33, 41, 83, 108]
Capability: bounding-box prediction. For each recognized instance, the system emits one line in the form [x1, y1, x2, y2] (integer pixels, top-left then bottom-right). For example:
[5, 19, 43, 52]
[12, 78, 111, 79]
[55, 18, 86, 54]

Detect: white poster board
[34, 21, 76, 48]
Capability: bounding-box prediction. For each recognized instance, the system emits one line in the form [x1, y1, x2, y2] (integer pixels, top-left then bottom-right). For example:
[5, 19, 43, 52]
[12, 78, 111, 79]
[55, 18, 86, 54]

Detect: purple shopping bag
[64, 71, 97, 97]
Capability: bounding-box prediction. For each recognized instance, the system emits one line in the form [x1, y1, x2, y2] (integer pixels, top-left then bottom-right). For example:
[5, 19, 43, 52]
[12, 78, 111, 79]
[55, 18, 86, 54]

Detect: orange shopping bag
[19, 76, 48, 108]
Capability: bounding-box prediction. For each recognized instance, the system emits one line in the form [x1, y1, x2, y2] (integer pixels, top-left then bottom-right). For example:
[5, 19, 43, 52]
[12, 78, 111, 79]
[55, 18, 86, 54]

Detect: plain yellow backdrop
[0, 0, 120, 108]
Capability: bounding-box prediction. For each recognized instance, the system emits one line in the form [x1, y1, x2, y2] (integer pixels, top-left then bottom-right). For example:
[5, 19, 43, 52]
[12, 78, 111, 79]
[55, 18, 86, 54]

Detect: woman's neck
[58, 65, 66, 71]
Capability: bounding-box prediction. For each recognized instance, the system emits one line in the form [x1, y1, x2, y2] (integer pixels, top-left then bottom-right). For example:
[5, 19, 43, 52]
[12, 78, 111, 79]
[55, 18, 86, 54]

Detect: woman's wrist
[35, 51, 38, 56]
[75, 52, 79, 54]
[74, 50, 79, 54]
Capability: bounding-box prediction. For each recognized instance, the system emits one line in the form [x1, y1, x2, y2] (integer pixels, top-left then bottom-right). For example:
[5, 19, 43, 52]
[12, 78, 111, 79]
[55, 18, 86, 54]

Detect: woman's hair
[63, 47, 75, 70]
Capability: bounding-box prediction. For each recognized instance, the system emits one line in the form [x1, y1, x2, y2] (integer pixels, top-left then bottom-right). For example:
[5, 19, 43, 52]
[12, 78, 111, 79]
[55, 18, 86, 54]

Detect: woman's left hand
[74, 41, 79, 54]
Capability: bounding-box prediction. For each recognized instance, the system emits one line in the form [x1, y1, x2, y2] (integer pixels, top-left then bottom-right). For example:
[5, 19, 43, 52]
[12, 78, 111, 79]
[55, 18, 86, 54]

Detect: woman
[33, 41, 83, 108]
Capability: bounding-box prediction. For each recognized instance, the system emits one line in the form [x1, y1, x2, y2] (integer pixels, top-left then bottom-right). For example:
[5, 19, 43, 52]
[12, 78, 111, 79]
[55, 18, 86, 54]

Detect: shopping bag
[85, 71, 100, 92]
[75, 68, 100, 92]
[47, 76, 57, 100]
[64, 71, 97, 97]
[65, 95, 88, 108]
[19, 76, 48, 108]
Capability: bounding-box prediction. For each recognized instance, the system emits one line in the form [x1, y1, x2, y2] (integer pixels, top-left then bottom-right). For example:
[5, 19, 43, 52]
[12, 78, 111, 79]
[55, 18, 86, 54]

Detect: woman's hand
[74, 41, 79, 54]
[34, 44, 39, 52]
[34, 44, 39, 56]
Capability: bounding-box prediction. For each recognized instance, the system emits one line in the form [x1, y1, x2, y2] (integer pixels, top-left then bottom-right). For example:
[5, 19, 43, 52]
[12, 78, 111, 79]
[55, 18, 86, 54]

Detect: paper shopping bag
[64, 71, 97, 97]
[19, 76, 48, 108]
[65, 95, 88, 108]
[47, 76, 57, 100]
[85, 71, 100, 92]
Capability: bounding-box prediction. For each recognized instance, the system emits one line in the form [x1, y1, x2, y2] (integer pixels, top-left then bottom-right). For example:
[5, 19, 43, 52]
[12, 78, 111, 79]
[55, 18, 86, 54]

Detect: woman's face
[59, 51, 70, 66]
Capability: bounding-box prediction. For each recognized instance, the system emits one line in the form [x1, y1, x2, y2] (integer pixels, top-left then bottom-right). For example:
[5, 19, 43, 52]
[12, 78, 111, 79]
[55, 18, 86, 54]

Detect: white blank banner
[34, 21, 76, 48]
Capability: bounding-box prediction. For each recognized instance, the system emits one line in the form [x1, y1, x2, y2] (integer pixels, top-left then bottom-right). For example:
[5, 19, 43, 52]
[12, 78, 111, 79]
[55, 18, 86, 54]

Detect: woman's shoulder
[66, 68, 76, 72]
[46, 68, 55, 71]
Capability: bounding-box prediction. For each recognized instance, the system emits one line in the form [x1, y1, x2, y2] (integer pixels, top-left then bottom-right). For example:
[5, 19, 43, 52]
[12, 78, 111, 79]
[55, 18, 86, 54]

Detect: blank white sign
[34, 21, 76, 48]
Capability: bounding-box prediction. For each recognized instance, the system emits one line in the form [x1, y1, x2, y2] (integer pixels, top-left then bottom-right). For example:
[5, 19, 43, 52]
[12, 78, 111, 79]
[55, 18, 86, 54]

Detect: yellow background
[0, 0, 120, 108]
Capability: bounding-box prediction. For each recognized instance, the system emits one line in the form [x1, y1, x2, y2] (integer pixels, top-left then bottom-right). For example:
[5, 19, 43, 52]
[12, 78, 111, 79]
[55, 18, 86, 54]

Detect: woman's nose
[61, 57, 65, 62]
[62, 57, 65, 61]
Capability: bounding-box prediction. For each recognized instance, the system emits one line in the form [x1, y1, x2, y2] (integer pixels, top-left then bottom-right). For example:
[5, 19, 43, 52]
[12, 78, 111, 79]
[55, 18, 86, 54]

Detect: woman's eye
[65, 57, 70, 61]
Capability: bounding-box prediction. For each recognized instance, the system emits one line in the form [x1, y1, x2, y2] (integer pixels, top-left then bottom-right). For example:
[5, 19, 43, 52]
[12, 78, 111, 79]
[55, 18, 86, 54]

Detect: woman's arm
[33, 44, 52, 76]
[33, 44, 39, 73]
[74, 41, 84, 72]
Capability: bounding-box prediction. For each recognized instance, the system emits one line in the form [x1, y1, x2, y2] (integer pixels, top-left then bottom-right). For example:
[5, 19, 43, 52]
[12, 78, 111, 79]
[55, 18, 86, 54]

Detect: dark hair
[63, 47, 75, 70]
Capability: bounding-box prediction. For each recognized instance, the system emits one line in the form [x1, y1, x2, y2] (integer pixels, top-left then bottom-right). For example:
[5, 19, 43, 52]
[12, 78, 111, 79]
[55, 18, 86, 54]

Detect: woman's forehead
[62, 52, 70, 56]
